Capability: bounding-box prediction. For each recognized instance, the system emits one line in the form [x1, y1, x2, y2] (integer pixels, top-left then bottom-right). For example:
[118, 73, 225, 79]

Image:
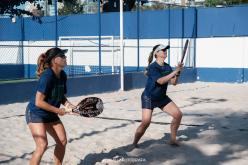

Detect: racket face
[76, 97, 104, 117]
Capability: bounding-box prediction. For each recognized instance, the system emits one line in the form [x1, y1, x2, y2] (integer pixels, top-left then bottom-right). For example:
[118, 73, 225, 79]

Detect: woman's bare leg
[133, 109, 153, 147]
[162, 102, 183, 144]
[28, 123, 48, 165]
[46, 121, 67, 165]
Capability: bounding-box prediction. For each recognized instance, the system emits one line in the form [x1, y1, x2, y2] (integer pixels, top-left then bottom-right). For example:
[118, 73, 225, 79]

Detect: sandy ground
[0, 82, 248, 165]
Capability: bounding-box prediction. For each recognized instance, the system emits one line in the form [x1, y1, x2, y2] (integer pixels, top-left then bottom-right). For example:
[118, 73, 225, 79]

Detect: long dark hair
[36, 48, 64, 78]
[144, 44, 160, 76]
[36, 52, 49, 78]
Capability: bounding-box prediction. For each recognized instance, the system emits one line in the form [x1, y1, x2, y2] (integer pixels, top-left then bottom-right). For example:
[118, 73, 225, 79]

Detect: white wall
[1, 37, 247, 70]
[23, 41, 55, 65]
[196, 37, 248, 68]
[0, 41, 22, 64]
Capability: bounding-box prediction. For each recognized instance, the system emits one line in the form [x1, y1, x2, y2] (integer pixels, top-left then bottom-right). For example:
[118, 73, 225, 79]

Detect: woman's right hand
[65, 102, 77, 111]
[58, 108, 66, 116]
[175, 62, 183, 73]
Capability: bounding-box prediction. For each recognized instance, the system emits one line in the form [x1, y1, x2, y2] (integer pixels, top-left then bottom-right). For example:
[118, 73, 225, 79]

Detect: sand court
[0, 82, 248, 165]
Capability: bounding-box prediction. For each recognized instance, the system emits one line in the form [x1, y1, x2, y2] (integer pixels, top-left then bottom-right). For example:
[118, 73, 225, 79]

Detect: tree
[58, 0, 84, 15]
[0, 0, 44, 23]
[0, 0, 42, 17]
[102, 0, 136, 12]
[0, 0, 85, 22]
[205, 0, 248, 7]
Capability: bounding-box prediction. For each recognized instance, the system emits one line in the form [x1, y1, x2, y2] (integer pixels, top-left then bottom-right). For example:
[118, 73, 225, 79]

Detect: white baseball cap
[153, 44, 170, 56]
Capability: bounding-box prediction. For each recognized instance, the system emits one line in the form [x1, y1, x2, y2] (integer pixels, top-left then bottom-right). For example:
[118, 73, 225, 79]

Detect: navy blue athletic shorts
[141, 92, 172, 110]
[25, 107, 60, 124]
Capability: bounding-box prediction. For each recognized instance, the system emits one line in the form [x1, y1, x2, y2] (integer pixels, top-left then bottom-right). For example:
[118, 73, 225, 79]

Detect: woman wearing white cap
[25, 47, 76, 164]
[133, 44, 183, 147]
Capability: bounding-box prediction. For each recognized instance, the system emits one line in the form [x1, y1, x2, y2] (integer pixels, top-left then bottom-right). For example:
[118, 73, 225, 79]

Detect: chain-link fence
[0, 0, 196, 81]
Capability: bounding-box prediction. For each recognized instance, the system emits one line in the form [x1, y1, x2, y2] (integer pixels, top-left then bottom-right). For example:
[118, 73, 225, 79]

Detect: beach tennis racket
[177, 39, 189, 76]
[65, 97, 104, 117]
[181, 39, 189, 63]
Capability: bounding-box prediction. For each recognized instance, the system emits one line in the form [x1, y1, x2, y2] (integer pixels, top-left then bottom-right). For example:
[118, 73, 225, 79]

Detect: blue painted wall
[197, 6, 248, 37]
[197, 68, 248, 83]
[23, 65, 247, 84]
[244, 68, 248, 82]
[0, 18, 23, 41]
[0, 64, 24, 79]
[22, 64, 145, 79]
[178, 68, 197, 83]
[1, 6, 248, 83]
[24, 17, 57, 40]
[1, 6, 248, 40]
[0, 70, 196, 104]
[20, 63, 247, 83]
[0, 74, 120, 105]
[124, 72, 147, 90]
[67, 74, 120, 97]
[24, 64, 36, 79]
[0, 80, 37, 104]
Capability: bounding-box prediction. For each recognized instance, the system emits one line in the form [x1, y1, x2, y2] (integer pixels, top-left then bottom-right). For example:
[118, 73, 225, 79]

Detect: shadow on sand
[81, 111, 248, 165]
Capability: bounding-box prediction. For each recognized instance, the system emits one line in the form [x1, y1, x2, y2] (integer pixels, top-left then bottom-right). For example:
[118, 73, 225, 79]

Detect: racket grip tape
[64, 107, 73, 113]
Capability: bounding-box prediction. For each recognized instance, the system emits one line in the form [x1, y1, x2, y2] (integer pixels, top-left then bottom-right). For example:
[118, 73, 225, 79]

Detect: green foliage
[133, 1, 187, 12]
[205, 0, 248, 7]
[0, 0, 41, 16]
[58, 0, 84, 15]
[133, 0, 248, 10]
[132, 2, 168, 11]
[0, 0, 42, 23]
[0, 0, 85, 17]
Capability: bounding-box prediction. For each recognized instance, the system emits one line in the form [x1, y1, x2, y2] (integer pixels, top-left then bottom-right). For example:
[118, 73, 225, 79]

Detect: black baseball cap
[45, 48, 68, 63]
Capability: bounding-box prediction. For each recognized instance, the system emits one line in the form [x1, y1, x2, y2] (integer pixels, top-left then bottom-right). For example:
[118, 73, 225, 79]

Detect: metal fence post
[137, 0, 140, 71]
[54, 0, 58, 47]
[98, 0, 102, 74]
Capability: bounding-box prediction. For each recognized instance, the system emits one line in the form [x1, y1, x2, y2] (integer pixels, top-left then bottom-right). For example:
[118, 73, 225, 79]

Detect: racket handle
[64, 107, 73, 113]
[64, 102, 77, 113]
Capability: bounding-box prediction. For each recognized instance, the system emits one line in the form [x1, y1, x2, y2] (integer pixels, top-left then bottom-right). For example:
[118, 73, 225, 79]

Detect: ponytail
[36, 53, 49, 78]
[144, 44, 160, 76]
[144, 51, 154, 76]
